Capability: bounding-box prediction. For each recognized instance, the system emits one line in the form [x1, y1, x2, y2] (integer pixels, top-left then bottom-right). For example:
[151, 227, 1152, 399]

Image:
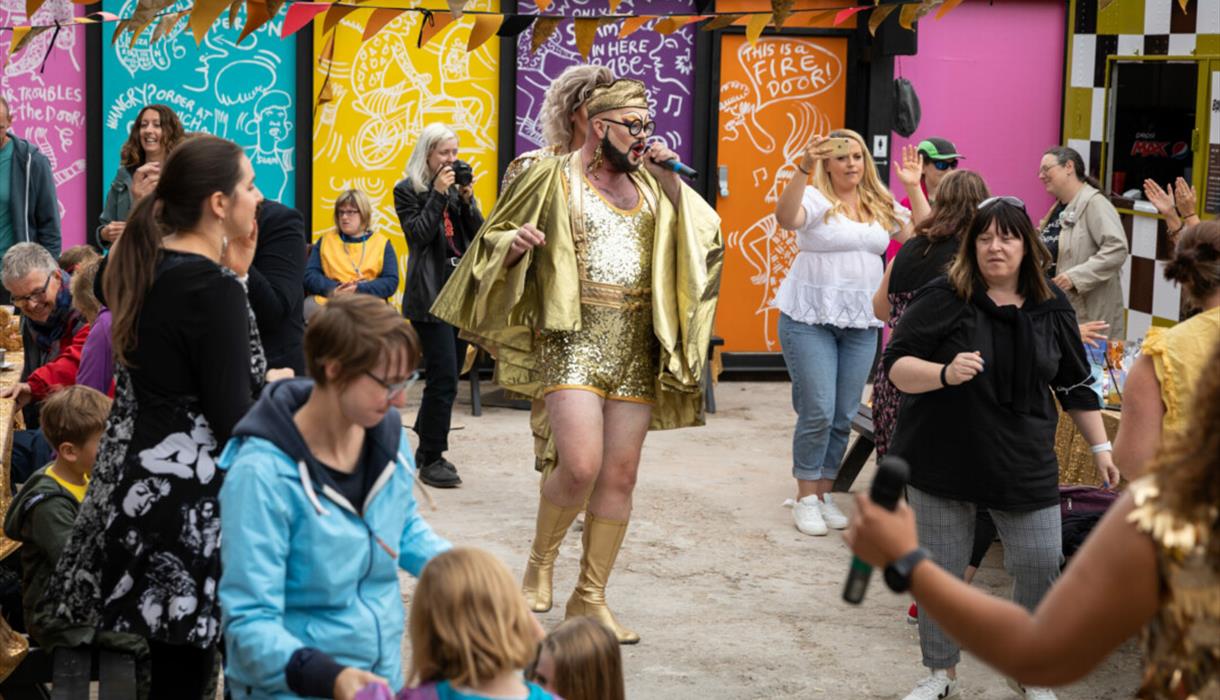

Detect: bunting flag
[530, 15, 561, 53]
[281, 1, 328, 37]
[770, 0, 794, 29]
[573, 16, 598, 59]
[188, 0, 230, 44]
[868, 3, 898, 35]
[3, 1, 977, 60]
[618, 14, 653, 38]
[700, 13, 743, 31]
[417, 8, 455, 47]
[654, 14, 704, 35]
[744, 11, 770, 44]
[362, 7, 403, 40]
[466, 11, 502, 51]
[833, 6, 865, 26]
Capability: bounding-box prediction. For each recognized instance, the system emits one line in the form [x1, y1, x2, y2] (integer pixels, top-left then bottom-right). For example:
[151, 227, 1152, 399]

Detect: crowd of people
[0, 58, 1213, 700]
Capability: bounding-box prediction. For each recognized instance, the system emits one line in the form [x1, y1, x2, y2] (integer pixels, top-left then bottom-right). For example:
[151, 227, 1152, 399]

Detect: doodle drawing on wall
[0, 0, 88, 247]
[716, 36, 846, 352]
[102, 0, 297, 205]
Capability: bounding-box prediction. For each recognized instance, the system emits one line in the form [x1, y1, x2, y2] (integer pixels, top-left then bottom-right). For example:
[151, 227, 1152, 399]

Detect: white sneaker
[793, 495, 828, 536]
[1007, 678, 1057, 699]
[820, 493, 848, 529]
[903, 670, 960, 700]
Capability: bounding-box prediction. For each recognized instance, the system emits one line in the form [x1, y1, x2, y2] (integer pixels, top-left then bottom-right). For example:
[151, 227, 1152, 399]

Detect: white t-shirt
[772, 187, 910, 329]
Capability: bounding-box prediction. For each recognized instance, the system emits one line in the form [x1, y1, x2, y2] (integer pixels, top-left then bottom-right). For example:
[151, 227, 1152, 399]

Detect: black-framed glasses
[11, 272, 53, 306]
[977, 195, 1026, 211]
[601, 118, 656, 138]
[932, 160, 957, 171]
[364, 370, 419, 401]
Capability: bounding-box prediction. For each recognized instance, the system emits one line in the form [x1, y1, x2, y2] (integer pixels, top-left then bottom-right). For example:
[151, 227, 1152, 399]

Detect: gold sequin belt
[580, 279, 652, 311]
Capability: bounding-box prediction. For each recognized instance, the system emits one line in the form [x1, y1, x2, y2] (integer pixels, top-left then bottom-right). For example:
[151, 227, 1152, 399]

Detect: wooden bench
[832, 403, 875, 493]
[0, 646, 139, 699]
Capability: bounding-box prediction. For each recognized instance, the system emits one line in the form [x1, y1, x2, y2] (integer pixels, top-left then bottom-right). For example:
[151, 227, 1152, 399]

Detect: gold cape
[431, 153, 723, 434]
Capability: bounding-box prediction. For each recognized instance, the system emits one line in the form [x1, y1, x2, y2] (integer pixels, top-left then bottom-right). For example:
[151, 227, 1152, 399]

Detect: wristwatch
[884, 547, 931, 593]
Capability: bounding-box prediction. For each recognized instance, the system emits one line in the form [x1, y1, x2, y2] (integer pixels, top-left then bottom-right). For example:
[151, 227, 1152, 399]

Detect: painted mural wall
[514, 0, 696, 163]
[311, 3, 501, 306]
[102, 0, 298, 210]
[1, 0, 87, 249]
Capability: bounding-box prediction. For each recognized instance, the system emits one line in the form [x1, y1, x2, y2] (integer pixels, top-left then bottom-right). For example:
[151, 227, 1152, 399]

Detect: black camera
[451, 160, 474, 187]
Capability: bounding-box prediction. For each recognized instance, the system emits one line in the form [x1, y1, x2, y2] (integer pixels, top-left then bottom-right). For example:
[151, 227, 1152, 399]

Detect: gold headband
[584, 79, 650, 117]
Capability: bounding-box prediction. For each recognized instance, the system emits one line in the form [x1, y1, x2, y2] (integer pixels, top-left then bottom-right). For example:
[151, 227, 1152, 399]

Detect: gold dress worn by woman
[537, 161, 658, 402]
[1127, 476, 1220, 699]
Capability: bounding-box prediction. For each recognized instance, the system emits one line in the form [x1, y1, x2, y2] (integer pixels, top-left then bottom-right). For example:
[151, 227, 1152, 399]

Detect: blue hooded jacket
[218, 378, 451, 699]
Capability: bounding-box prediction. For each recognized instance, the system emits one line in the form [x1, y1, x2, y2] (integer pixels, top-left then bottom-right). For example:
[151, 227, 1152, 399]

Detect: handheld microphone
[660, 158, 698, 180]
[842, 456, 910, 605]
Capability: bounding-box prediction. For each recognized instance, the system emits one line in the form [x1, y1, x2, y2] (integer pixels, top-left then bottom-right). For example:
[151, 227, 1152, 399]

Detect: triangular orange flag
[745, 12, 770, 44]
[418, 10, 456, 47]
[608, 0, 621, 12]
[468, 13, 504, 51]
[238, 0, 272, 43]
[868, 4, 897, 35]
[535, 0, 552, 10]
[188, 0, 231, 45]
[531, 16, 561, 52]
[322, 4, 358, 34]
[618, 15, 654, 38]
[25, 0, 46, 20]
[574, 17, 599, 59]
[936, 0, 966, 20]
[363, 8, 404, 40]
[655, 15, 705, 35]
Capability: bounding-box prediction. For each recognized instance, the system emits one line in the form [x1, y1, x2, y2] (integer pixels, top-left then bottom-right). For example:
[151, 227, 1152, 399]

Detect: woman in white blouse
[774, 129, 912, 537]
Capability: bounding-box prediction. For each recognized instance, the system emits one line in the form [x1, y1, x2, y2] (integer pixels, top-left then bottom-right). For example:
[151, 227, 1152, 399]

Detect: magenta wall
[888, 0, 1066, 222]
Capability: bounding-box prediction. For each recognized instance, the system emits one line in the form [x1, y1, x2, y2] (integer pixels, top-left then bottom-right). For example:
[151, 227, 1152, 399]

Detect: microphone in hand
[658, 158, 698, 180]
[842, 456, 909, 605]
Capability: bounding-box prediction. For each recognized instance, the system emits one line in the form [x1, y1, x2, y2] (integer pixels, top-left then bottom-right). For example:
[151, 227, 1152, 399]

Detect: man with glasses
[1, 243, 90, 482]
[0, 96, 61, 305]
[432, 79, 722, 644]
[901, 137, 964, 211]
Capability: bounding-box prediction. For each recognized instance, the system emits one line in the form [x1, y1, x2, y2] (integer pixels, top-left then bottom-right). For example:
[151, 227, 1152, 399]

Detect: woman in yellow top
[304, 189, 399, 304]
[1115, 220, 1220, 480]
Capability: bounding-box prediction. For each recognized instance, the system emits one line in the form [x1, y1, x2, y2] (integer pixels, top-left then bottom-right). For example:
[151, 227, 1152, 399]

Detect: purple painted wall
[514, 0, 697, 162]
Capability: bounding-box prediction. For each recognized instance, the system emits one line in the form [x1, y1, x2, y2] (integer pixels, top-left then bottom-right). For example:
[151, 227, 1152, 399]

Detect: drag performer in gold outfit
[432, 79, 722, 643]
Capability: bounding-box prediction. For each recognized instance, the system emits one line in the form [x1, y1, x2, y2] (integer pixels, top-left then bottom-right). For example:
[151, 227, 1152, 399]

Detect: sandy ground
[401, 380, 1141, 699]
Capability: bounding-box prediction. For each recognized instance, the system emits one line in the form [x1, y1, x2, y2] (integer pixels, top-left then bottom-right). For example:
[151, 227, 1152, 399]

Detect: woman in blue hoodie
[218, 294, 451, 700]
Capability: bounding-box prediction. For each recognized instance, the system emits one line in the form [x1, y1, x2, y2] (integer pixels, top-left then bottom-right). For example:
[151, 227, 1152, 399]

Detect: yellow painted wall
[311, 3, 501, 307]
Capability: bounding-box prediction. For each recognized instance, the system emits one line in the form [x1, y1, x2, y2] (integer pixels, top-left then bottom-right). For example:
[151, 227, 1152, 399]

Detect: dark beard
[600, 132, 641, 173]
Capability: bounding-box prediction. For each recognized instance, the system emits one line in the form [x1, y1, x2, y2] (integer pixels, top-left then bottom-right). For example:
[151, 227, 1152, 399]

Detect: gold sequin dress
[1127, 476, 1220, 699]
[536, 161, 659, 402]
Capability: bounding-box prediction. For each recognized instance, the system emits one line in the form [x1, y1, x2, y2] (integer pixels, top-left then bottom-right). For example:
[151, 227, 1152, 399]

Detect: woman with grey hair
[393, 124, 483, 488]
[502, 64, 615, 191]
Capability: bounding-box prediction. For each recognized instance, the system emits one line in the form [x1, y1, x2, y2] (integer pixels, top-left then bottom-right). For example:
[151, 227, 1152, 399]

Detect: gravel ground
[401, 379, 1141, 699]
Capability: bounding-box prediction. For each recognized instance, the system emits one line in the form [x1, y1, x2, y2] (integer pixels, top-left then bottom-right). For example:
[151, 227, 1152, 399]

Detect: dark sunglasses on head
[932, 160, 958, 171]
[977, 195, 1026, 211]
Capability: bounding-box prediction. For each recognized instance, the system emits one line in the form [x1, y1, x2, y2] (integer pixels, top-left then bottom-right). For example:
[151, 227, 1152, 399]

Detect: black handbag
[893, 77, 922, 137]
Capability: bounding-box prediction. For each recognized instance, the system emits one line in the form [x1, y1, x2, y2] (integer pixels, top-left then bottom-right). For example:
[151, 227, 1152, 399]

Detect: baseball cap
[916, 137, 964, 161]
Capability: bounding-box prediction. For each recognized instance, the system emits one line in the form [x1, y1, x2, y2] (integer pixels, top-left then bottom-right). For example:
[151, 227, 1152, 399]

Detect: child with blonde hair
[530, 617, 624, 700]
[360, 547, 552, 700]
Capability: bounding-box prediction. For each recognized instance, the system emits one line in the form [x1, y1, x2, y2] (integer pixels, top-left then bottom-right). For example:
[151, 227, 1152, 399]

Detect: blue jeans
[778, 313, 877, 482]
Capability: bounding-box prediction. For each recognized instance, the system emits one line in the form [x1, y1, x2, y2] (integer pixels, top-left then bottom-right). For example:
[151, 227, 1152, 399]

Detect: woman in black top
[871, 170, 989, 458]
[880, 197, 1120, 699]
[393, 123, 483, 488]
[48, 135, 266, 698]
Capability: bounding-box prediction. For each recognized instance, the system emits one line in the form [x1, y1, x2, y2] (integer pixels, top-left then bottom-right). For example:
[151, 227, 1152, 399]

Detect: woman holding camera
[394, 124, 483, 488]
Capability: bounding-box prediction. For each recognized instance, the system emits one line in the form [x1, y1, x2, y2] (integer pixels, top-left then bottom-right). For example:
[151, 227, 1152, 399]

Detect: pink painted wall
[888, 0, 1066, 223]
[0, 0, 88, 251]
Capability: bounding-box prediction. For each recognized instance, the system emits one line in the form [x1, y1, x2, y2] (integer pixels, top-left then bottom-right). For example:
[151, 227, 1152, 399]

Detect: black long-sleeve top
[393, 178, 483, 322]
[882, 277, 1099, 511]
[249, 201, 306, 374]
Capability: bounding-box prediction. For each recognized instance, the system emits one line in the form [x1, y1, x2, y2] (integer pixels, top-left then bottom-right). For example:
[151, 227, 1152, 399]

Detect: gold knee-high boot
[522, 495, 583, 613]
[565, 514, 639, 644]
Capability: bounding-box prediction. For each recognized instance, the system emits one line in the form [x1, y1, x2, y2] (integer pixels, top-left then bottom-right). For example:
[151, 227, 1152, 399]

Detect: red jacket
[26, 322, 90, 401]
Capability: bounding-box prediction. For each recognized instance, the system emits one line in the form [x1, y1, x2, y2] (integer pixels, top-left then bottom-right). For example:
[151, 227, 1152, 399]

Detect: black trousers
[412, 319, 468, 457]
